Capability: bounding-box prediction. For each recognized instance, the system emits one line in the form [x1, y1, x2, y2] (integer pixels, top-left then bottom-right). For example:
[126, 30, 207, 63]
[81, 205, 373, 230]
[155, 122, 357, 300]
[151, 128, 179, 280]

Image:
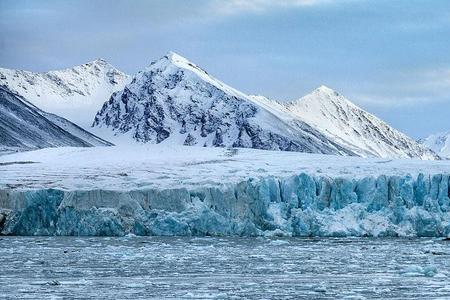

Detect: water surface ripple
[0, 237, 449, 299]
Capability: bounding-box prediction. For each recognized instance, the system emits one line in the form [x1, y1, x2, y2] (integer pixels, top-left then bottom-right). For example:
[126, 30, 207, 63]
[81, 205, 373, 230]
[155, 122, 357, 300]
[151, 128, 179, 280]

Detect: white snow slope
[0, 59, 130, 127]
[0, 86, 112, 152]
[0, 145, 448, 190]
[281, 86, 438, 160]
[419, 132, 450, 159]
[92, 52, 355, 156]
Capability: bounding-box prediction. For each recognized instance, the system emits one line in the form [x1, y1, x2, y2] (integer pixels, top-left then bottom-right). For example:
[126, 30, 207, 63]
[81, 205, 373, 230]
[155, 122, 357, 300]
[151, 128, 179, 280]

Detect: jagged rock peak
[93, 52, 354, 156]
[91, 57, 109, 65]
[0, 58, 130, 127]
[419, 131, 450, 159]
[285, 86, 439, 160]
[140, 52, 247, 100]
[148, 51, 211, 77]
[79, 58, 110, 68]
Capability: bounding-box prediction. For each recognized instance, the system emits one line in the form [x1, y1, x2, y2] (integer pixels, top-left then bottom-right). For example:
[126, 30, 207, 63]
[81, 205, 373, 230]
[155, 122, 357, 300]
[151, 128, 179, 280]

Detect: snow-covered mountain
[0, 86, 112, 152]
[93, 52, 355, 155]
[1, 52, 438, 159]
[282, 86, 439, 160]
[0, 59, 130, 127]
[419, 132, 450, 159]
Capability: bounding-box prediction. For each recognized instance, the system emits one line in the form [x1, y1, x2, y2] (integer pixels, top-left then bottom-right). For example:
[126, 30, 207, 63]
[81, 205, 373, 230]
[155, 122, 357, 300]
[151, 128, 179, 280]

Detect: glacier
[1, 173, 449, 237]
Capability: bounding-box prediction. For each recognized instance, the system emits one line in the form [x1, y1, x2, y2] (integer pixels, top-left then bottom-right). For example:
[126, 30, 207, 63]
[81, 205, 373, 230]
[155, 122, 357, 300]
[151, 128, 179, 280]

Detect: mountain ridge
[0, 86, 112, 152]
[93, 52, 356, 155]
[0, 51, 439, 160]
[282, 85, 438, 160]
[0, 59, 130, 127]
[419, 132, 450, 159]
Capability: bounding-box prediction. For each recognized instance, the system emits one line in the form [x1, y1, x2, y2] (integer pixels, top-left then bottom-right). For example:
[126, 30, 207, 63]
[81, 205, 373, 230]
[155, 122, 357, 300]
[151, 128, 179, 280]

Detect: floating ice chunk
[400, 265, 438, 277]
[268, 239, 290, 246]
[313, 283, 327, 293]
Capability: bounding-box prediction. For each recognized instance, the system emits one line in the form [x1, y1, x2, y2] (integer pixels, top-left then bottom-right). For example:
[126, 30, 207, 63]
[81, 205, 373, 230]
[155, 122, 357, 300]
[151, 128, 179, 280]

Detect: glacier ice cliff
[1, 173, 449, 237]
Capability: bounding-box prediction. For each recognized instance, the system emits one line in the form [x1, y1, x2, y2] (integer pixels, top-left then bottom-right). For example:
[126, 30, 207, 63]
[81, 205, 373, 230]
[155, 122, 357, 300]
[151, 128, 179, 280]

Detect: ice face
[1, 173, 449, 237]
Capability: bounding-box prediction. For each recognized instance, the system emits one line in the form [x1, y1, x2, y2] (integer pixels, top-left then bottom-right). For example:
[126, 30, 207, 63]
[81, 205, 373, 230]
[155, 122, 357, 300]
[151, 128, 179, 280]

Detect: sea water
[0, 237, 449, 299]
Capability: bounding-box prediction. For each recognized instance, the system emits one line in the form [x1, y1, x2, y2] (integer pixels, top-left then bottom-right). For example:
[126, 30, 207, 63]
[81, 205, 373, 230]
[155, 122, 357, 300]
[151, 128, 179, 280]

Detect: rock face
[1, 173, 449, 237]
[0, 86, 112, 152]
[93, 52, 355, 155]
[419, 132, 450, 159]
[0, 59, 130, 127]
[283, 86, 439, 160]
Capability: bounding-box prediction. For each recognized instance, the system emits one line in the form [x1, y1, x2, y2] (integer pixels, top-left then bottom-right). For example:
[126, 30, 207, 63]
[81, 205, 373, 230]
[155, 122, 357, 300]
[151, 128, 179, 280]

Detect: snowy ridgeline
[420, 132, 450, 159]
[0, 174, 449, 237]
[0, 51, 441, 160]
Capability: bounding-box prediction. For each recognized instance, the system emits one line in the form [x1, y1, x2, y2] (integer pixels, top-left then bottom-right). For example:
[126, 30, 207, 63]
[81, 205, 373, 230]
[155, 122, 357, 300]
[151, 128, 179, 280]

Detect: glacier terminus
[1, 146, 449, 237]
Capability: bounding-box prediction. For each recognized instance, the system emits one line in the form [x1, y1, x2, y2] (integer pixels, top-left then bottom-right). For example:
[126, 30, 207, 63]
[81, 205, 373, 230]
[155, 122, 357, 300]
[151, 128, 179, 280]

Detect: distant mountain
[0, 86, 112, 152]
[93, 52, 355, 155]
[282, 86, 438, 160]
[419, 132, 450, 159]
[0, 59, 130, 127]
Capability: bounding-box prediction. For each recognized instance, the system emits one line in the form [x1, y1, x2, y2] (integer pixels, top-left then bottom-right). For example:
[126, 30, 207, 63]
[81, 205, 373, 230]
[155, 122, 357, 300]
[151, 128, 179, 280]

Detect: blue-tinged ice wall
[0, 173, 449, 237]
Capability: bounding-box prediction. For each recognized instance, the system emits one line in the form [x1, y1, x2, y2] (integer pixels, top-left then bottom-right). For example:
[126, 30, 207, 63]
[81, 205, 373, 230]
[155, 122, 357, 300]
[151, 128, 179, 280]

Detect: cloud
[347, 66, 450, 108]
[388, 68, 450, 95]
[353, 94, 441, 108]
[416, 68, 450, 89]
[208, 0, 332, 16]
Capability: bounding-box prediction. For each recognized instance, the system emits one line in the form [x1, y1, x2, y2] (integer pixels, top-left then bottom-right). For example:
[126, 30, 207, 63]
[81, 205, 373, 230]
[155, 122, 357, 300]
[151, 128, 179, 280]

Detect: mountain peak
[142, 51, 248, 100]
[301, 85, 359, 110]
[0, 59, 130, 127]
[82, 58, 113, 69]
[165, 51, 189, 63]
[92, 58, 108, 65]
[162, 51, 207, 75]
[148, 51, 201, 73]
[93, 52, 355, 156]
[420, 131, 450, 159]
[285, 87, 439, 160]
[287, 85, 343, 107]
[313, 85, 339, 96]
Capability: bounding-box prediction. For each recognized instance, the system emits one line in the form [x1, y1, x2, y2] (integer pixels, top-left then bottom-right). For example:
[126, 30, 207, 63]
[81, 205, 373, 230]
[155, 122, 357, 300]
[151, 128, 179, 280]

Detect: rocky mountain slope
[93, 52, 355, 155]
[1, 52, 439, 160]
[282, 86, 438, 160]
[0, 86, 112, 152]
[0, 59, 130, 127]
[419, 132, 450, 159]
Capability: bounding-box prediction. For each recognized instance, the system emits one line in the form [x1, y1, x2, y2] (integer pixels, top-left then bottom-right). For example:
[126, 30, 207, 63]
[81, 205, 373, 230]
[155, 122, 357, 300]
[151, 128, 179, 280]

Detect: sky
[1, 0, 449, 138]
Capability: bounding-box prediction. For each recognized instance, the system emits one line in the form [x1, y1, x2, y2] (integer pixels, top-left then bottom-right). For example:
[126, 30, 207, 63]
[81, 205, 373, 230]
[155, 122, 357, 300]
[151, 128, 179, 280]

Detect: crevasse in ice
[1, 173, 449, 237]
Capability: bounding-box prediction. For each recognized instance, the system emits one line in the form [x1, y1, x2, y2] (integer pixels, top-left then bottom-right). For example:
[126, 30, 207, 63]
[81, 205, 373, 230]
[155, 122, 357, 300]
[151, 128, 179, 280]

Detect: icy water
[1, 237, 449, 299]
